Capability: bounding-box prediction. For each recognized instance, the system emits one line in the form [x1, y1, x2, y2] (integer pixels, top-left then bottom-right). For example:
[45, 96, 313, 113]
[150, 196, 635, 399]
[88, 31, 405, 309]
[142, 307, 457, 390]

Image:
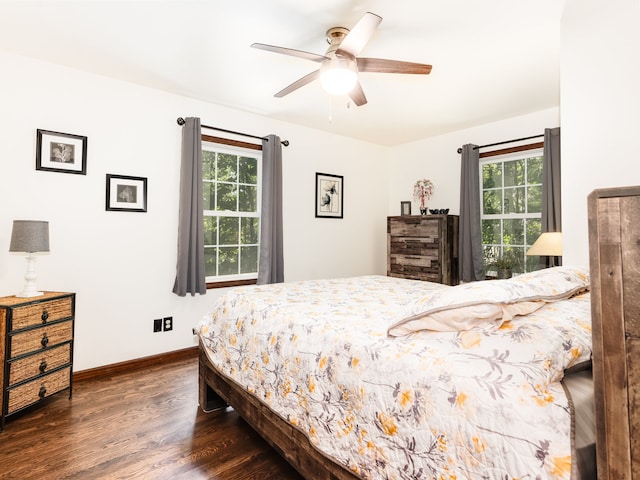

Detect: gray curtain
[459, 143, 484, 282]
[542, 127, 561, 232]
[257, 135, 284, 284]
[541, 126, 562, 266]
[173, 117, 206, 296]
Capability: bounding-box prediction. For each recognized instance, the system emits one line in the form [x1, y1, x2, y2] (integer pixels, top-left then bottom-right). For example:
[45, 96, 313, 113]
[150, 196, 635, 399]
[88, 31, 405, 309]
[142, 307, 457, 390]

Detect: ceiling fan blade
[349, 81, 367, 107]
[357, 58, 432, 75]
[274, 70, 321, 98]
[335, 12, 382, 58]
[251, 43, 329, 63]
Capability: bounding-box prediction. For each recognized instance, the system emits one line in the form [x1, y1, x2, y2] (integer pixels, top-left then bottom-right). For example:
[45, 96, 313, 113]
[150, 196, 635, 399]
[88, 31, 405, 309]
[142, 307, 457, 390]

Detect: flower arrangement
[413, 178, 434, 213]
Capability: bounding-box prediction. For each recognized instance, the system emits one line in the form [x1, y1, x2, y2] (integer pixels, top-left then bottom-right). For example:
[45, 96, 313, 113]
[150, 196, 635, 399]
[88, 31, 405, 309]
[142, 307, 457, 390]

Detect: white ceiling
[0, 0, 562, 146]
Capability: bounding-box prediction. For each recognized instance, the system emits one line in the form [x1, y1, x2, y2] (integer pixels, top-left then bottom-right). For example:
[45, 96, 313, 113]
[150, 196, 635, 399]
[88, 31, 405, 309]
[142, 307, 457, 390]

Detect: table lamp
[526, 231, 562, 267]
[9, 220, 50, 297]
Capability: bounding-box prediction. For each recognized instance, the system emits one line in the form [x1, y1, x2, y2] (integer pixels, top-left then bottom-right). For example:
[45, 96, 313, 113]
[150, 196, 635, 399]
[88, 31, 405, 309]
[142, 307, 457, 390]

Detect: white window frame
[479, 148, 543, 274]
[202, 141, 262, 284]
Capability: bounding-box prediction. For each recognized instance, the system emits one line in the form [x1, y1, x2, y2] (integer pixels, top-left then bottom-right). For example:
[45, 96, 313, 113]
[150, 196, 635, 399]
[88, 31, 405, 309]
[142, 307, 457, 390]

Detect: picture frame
[36, 129, 88, 175]
[315, 172, 343, 219]
[106, 174, 148, 212]
[401, 201, 412, 216]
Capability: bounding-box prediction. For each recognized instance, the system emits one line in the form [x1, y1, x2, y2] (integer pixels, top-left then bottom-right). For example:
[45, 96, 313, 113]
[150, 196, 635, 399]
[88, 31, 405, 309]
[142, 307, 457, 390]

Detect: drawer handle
[41, 310, 49, 323]
[41, 334, 49, 348]
[39, 359, 48, 373]
[38, 386, 47, 399]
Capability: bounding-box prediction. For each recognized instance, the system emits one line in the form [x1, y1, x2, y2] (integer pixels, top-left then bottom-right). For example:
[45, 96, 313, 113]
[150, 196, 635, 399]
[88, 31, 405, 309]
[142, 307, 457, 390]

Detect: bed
[197, 266, 596, 479]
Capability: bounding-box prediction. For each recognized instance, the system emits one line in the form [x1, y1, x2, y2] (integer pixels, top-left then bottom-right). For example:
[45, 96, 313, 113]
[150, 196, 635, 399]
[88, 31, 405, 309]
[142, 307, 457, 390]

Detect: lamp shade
[9, 220, 50, 253]
[526, 232, 562, 256]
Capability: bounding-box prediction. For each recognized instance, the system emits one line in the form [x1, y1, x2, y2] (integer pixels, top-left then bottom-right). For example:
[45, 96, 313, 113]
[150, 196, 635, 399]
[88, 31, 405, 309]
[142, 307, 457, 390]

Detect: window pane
[503, 218, 524, 245]
[482, 163, 502, 189]
[203, 151, 216, 180]
[482, 219, 501, 245]
[528, 185, 542, 213]
[483, 245, 501, 266]
[241, 217, 259, 244]
[527, 156, 543, 184]
[203, 182, 215, 210]
[204, 216, 217, 245]
[217, 153, 237, 182]
[526, 218, 542, 247]
[504, 246, 525, 273]
[240, 246, 258, 274]
[239, 185, 257, 212]
[219, 247, 238, 275]
[204, 247, 217, 276]
[504, 159, 525, 187]
[219, 217, 239, 245]
[504, 187, 525, 214]
[216, 183, 237, 211]
[239, 156, 258, 184]
[483, 190, 502, 214]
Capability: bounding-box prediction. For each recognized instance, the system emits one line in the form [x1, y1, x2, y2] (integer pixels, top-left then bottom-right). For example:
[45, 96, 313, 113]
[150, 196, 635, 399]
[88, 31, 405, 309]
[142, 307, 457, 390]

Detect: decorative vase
[420, 208, 427, 215]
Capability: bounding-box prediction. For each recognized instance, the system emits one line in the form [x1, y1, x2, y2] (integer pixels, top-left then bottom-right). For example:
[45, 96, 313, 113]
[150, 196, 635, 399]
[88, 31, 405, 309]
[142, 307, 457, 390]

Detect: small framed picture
[106, 174, 148, 212]
[315, 172, 343, 219]
[401, 201, 411, 216]
[36, 129, 88, 175]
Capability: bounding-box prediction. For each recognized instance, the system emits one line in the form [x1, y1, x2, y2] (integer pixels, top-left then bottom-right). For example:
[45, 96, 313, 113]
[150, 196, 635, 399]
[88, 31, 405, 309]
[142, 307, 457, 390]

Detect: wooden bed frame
[198, 339, 360, 480]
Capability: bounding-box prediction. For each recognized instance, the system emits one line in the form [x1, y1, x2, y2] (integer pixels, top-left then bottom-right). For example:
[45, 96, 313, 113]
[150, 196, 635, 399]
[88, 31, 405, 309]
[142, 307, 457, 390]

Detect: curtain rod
[456, 134, 543, 154]
[176, 117, 289, 147]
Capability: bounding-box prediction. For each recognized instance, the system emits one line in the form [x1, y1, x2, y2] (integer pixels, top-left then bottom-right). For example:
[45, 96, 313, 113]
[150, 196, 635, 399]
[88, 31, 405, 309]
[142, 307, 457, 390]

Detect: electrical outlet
[153, 318, 162, 333]
[163, 316, 173, 332]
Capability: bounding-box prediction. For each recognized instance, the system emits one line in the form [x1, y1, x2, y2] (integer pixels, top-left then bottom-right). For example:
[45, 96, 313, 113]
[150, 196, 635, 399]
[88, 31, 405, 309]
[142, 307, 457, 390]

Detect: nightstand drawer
[9, 343, 72, 385]
[10, 321, 73, 358]
[10, 296, 73, 331]
[7, 367, 71, 414]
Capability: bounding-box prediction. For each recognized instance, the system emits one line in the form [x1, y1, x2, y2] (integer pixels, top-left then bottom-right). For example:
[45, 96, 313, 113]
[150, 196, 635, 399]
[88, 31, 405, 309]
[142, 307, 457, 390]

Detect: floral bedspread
[198, 272, 592, 479]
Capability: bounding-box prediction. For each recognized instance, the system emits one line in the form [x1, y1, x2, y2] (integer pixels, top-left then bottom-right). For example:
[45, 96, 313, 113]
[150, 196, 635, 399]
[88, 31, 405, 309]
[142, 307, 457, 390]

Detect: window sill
[206, 279, 257, 289]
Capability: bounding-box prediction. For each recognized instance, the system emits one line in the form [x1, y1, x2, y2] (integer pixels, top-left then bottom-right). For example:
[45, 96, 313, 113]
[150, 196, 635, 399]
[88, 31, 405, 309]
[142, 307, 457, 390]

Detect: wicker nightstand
[0, 292, 75, 430]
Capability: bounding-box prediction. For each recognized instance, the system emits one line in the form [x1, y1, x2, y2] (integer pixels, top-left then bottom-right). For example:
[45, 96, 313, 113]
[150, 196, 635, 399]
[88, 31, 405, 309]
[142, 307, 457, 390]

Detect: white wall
[560, 0, 640, 266]
[387, 108, 560, 216]
[0, 52, 389, 371]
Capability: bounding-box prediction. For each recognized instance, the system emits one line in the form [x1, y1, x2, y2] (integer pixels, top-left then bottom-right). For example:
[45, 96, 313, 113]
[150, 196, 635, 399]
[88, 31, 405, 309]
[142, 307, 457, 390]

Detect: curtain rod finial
[282, 140, 290, 147]
[457, 147, 462, 154]
[177, 117, 185, 126]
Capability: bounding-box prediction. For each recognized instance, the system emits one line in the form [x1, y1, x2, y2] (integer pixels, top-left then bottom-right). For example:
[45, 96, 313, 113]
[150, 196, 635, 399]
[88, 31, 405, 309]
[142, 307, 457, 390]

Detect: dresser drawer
[10, 321, 73, 358]
[10, 296, 73, 331]
[388, 218, 440, 237]
[7, 367, 71, 414]
[8, 343, 72, 385]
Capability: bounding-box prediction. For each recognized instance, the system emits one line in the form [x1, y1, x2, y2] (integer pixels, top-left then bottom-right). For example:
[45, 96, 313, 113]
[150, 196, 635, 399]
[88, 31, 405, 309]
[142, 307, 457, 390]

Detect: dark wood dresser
[0, 292, 75, 430]
[387, 215, 459, 285]
[588, 185, 640, 479]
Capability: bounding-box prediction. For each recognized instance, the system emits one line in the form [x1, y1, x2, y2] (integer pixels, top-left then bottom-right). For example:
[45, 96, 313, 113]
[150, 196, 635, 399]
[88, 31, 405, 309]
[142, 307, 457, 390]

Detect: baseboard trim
[73, 346, 198, 383]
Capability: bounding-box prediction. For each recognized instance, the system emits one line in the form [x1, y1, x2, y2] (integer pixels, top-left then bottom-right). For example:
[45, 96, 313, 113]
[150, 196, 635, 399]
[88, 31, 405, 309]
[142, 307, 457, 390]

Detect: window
[202, 139, 261, 284]
[480, 150, 543, 274]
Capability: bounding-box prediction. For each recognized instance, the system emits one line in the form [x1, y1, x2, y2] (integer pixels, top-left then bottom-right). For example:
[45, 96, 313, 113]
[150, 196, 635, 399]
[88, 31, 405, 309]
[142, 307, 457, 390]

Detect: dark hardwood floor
[0, 350, 303, 480]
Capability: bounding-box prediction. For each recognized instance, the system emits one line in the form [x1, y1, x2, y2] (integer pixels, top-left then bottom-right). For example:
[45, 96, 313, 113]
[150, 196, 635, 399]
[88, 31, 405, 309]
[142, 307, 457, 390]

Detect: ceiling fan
[251, 12, 432, 107]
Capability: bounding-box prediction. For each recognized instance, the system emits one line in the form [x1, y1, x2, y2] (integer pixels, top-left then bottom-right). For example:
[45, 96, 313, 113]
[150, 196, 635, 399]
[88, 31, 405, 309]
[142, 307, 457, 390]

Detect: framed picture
[36, 129, 87, 175]
[401, 201, 412, 216]
[106, 174, 148, 212]
[315, 172, 343, 219]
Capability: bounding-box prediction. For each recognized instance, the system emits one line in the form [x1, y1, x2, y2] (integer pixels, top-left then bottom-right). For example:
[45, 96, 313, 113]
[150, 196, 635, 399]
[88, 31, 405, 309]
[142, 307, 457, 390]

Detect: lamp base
[18, 254, 44, 298]
[16, 290, 44, 298]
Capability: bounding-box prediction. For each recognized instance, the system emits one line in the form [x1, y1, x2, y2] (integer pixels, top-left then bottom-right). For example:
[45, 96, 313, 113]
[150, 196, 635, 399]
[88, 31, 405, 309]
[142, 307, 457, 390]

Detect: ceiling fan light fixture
[319, 57, 357, 95]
